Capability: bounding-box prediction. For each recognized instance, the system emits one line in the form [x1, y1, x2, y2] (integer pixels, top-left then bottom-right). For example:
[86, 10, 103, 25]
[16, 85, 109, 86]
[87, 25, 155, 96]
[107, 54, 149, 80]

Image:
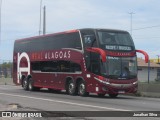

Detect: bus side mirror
[86, 47, 106, 62]
[136, 50, 149, 63]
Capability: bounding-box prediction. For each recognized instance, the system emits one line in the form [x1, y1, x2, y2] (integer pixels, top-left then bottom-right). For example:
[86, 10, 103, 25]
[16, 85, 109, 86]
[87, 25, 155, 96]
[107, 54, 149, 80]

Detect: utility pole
[43, 6, 46, 35]
[0, 0, 2, 43]
[129, 12, 135, 36]
[148, 60, 150, 84]
[39, 0, 42, 35]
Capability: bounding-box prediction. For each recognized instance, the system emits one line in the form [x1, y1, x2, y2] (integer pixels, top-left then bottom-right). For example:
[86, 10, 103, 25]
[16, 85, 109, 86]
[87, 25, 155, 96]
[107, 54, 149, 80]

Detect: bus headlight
[105, 82, 110, 85]
[94, 77, 110, 85]
[133, 81, 138, 85]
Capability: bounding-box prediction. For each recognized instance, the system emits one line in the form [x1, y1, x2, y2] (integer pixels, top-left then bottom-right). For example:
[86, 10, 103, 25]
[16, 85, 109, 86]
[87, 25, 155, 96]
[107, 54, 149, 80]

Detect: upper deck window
[14, 32, 82, 52]
[97, 31, 135, 51]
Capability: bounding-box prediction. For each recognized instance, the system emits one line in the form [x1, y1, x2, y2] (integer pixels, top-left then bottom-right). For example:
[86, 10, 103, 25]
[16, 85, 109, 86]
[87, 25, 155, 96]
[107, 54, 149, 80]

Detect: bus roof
[15, 29, 79, 42]
[15, 28, 128, 42]
[79, 28, 128, 33]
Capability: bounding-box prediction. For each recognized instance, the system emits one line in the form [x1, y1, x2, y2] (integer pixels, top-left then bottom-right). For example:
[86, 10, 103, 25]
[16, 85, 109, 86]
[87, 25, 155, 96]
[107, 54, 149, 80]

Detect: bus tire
[78, 81, 89, 96]
[28, 78, 40, 91]
[98, 93, 106, 97]
[21, 75, 25, 87]
[28, 78, 34, 91]
[23, 78, 29, 91]
[109, 94, 118, 98]
[68, 80, 76, 95]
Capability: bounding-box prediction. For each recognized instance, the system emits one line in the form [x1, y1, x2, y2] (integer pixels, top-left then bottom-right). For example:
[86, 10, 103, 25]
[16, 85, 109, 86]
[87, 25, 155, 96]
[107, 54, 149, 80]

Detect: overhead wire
[133, 25, 160, 30]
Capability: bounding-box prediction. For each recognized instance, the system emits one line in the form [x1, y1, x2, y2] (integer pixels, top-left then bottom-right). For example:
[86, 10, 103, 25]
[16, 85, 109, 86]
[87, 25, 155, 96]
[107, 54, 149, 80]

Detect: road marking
[0, 92, 132, 111]
[0, 85, 20, 90]
[0, 87, 8, 89]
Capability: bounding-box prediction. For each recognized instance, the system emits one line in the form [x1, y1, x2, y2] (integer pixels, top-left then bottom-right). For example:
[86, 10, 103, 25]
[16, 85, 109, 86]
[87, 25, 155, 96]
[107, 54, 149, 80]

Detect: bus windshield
[101, 56, 137, 79]
[97, 31, 135, 51]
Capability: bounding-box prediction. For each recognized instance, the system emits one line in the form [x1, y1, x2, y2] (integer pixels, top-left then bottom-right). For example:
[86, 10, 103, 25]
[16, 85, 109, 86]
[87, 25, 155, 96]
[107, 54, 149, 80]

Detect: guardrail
[137, 82, 160, 97]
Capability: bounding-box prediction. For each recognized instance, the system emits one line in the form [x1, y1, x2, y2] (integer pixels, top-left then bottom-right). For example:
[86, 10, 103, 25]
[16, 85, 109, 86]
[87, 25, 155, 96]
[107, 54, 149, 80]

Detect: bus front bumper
[94, 76, 138, 94]
[98, 82, 138, 94]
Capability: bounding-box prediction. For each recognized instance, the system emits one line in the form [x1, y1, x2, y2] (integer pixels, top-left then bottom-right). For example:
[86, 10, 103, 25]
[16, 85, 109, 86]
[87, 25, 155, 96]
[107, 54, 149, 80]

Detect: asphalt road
[0, 85, 160, 119]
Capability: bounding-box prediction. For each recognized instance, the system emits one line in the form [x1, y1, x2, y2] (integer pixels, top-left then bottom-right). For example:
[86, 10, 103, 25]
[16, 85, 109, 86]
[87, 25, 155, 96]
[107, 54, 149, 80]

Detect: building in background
[137, 58, 160, 82]
[150, 58, 160, 64]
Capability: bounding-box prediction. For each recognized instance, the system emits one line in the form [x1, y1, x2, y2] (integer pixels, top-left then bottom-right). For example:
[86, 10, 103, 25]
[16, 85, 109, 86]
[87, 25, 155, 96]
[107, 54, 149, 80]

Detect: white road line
[0, 87, 8, 89]
[0, 85, 20, 90]
[0, 92, 132, 111]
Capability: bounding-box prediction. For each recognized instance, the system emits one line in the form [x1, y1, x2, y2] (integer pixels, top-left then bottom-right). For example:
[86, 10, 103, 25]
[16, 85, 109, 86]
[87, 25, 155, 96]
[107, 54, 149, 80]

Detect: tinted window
[80, 30, 97, 48]
[98, 31, 134, 46]
[97, 31, 135, 51]
[31, 60, 81, 73]
[15, 32, 82, 52]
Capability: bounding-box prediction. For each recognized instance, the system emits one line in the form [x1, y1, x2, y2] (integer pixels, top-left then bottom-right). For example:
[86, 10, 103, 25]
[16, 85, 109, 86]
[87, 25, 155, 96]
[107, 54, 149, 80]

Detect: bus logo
[17, 52, 30, 84]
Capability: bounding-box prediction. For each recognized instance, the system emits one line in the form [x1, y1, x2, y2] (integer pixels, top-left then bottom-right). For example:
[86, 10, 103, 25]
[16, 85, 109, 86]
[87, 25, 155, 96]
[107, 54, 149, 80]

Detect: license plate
[118, 91, 125, 93]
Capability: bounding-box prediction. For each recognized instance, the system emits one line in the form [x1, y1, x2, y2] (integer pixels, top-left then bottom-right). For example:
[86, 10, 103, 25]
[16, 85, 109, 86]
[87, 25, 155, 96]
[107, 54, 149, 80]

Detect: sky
[0, 0, 160, 61]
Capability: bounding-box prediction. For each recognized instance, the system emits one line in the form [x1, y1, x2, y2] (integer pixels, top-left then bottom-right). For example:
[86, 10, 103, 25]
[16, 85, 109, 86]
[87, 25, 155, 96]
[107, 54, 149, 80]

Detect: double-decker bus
[13, 28, 149, 97]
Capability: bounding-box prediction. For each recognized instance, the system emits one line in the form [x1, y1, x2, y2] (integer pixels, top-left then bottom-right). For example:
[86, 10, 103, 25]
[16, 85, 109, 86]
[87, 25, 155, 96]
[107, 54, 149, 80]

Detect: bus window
[70, 62, 81, 72]
[80, 30, 97, 48]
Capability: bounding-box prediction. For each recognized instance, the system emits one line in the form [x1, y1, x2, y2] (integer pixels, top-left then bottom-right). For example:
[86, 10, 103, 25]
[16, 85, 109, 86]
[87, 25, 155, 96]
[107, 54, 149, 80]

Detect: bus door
[81, 30, 99, 72]
[81, 30, 101, 91]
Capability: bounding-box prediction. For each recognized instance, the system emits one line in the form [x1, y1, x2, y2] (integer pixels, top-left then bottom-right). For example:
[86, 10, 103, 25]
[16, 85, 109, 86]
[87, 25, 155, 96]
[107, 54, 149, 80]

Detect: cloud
[2, 0, 40, 34]
[1, 0, 160, 60]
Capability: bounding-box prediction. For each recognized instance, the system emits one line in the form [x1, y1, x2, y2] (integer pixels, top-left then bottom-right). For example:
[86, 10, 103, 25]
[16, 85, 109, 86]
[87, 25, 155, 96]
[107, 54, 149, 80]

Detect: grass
[138, 81, 160, 84]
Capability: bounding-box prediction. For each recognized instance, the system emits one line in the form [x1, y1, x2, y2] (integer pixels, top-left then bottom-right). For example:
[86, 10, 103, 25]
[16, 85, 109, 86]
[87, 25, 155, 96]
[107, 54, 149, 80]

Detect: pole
[157, 55, 159, 64]
[0, 0, 2, 44]
[39, 0, 42, 35]
[148, 60, 150, 84]
[129, 12, 135, 36]
[43, 6, 46, 35]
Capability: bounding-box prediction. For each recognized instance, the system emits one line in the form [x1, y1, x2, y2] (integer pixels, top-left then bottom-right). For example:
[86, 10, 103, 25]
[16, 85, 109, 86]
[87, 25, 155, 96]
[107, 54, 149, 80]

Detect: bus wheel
[68, 80, 76, 95]
[109, 94, 118, 98]
[28, 78, 40, 91]
[23, 78, 29, 90]
[28, 78, 34, 91]
[98, 93, 106, 97]
[78, 81, 89, 96]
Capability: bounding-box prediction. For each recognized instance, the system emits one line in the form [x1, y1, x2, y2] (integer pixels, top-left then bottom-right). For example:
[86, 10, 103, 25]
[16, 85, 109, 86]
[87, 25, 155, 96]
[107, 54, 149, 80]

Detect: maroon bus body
[13, 29, 149, 97]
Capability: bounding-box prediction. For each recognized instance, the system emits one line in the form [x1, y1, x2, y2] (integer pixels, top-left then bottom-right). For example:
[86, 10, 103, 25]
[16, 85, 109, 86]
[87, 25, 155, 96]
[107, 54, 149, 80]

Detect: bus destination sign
[105, 45, 132, 51]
